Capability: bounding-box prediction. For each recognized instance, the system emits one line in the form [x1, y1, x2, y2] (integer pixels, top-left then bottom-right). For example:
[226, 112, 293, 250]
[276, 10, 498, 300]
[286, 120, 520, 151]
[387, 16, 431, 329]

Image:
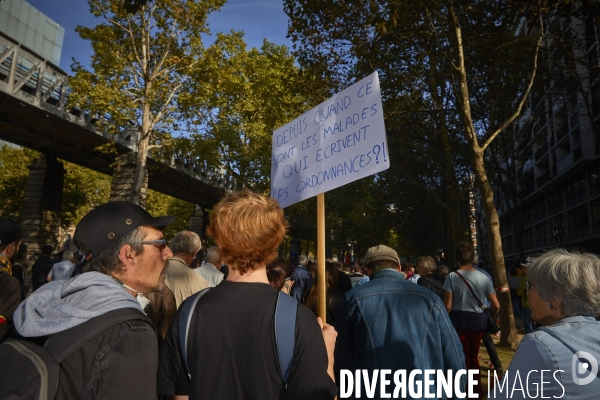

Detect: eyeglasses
[526, 280, 534, 292]
[133, 239, 168, 250]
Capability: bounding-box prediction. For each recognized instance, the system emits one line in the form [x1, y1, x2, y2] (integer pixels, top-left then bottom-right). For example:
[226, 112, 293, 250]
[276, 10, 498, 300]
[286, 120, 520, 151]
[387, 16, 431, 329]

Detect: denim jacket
[490, 316, 600, 399]
[334, 269, 466, 399]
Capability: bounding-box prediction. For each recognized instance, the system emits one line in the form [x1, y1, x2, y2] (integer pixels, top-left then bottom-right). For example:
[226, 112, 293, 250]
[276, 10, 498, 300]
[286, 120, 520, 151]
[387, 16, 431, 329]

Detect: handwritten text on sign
[271, 72, 389, 208]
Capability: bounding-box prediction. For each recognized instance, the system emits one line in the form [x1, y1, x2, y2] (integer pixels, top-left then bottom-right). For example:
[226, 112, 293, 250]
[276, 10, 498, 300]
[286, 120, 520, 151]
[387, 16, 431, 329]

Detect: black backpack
[0, 308, 152, 400]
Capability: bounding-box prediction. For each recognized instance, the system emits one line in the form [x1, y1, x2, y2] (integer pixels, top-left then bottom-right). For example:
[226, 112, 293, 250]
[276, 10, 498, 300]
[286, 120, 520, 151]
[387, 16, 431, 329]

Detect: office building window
[523, 206, 532, 227]
[503, 235, 514, 254]
[565, 172, 587, 207]
[524, 227, 535, 250]
[550, 214, 566, 244]
[547, 188, 564, 215]
[590, 163, 600, 197]
[592, 199, 600, 234]
[535, 222, 549, 247]
[533, 198, 547, 222]
[567, 204, 590, 239]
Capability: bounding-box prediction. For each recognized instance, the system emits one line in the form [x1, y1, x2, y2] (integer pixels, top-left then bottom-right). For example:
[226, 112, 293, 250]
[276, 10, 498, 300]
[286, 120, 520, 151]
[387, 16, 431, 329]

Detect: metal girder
[40, 75, 67, 104]
[12, 60, 43, 94]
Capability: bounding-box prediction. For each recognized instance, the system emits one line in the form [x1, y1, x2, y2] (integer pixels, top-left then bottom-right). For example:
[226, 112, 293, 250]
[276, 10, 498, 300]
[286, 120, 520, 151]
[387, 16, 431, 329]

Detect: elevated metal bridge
[0, 31, 235, 206]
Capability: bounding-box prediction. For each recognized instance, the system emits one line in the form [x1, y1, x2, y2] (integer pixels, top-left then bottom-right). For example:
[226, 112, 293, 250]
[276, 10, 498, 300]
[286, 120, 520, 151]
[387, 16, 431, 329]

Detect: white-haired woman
[491, 249, 600, 399]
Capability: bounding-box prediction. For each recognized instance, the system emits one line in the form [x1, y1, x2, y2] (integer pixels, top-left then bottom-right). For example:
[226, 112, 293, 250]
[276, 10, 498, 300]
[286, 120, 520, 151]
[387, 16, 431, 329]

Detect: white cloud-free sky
[25, 0, 292, 71]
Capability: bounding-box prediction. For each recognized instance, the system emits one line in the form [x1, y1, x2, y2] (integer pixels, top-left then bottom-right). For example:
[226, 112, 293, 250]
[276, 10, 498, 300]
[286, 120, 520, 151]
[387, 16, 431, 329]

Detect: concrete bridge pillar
[18, 156, 65, 264]
[109, 153, 148, 208]
[189, 206, 204, 239]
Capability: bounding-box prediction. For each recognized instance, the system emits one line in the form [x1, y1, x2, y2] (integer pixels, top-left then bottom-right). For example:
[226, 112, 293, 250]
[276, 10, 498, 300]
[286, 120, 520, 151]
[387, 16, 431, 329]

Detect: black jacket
[417, 274, 447, 301]
[8, 315, 158, 399]
[57, 318, 157, 399]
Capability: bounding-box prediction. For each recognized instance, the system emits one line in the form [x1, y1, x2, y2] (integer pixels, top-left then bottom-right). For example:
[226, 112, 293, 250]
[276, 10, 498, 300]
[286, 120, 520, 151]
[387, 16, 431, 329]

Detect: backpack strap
[178, 287, 210, 380]
[275, 291, 297, 384]
[177, 289, 297, 384]
[44, 307, 152, 363]
[455, 271, 485, 311]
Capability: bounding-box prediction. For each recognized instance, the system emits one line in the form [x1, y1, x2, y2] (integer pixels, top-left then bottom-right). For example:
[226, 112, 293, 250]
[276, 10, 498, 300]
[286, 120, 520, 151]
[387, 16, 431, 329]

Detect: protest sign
[271, 71, 389, 208]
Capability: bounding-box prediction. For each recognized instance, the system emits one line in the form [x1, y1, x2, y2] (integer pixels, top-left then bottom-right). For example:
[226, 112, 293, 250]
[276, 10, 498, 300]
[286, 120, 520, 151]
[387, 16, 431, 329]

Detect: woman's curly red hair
[207, 189, 288, 275]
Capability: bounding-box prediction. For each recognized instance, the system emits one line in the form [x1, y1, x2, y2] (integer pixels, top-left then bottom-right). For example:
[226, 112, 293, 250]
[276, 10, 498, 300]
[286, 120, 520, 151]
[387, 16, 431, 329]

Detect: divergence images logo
[572, 351, 598, 386]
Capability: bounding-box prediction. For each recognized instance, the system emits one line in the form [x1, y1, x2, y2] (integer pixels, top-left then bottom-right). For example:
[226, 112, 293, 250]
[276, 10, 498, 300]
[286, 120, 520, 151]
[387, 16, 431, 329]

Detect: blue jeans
[522, 306, 533, 334]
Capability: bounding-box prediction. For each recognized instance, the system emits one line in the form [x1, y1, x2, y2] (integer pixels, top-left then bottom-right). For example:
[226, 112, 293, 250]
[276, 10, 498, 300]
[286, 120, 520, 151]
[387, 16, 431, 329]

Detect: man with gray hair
[416, 255, 445, 300]
[47, 250, 76, 281]
[164, 230, 209, 307]
[195, 246, 223, 287]
[5, 201, 175, 398]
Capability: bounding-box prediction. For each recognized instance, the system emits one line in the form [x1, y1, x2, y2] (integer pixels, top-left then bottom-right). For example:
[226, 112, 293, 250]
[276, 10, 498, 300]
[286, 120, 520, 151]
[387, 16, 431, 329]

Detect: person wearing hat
[334, 244, 466, 398]
[0, 217, 23, 342]
[10, 201, 174, 399]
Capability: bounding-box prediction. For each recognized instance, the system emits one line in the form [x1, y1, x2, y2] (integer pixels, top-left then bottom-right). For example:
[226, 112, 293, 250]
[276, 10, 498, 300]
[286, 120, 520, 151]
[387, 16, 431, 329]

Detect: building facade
[478, 11, 600, 265]
[0, 0, 64, 65]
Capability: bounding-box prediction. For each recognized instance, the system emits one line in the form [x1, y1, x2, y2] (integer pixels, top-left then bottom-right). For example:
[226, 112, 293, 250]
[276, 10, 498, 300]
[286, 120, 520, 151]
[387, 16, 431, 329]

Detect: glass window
[533, 198, 547, 222]
[592, 199, 600, 234]
[535, 222, 549, 247]
[548, 189, 564, 214]
[567, 204, 590, 239]
[7, 15, 18, 38]
[590, 163, 600, 197]
[550, 214, 566, 244]
[523, 206, 532, 226]
[524, 227, 535, 250]
[503, 235, 514, 254]
[565, 172, 587, 207]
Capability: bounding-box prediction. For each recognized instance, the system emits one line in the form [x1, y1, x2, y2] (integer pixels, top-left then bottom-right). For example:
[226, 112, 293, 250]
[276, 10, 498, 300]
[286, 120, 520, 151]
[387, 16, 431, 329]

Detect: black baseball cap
[73, 201, 175, 261]
[0, 218, 22, 246]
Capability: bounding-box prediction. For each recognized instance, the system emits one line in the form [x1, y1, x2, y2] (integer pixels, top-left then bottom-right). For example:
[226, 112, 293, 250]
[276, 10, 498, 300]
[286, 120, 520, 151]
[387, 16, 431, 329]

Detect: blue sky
[25, 0, 292, 71]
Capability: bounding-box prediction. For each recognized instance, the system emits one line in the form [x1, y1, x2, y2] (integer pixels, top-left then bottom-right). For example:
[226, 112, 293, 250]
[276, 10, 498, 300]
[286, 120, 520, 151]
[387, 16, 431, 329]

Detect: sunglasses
[134, 239, 168, 250]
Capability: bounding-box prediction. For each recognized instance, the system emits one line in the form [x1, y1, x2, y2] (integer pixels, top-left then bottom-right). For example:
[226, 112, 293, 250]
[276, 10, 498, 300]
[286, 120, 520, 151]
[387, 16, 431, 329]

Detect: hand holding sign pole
[271, 72, 389, 322]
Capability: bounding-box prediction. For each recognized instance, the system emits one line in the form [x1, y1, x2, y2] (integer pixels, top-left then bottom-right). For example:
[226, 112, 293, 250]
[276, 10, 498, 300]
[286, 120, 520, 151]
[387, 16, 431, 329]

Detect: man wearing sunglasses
[10, 201, 175, 399]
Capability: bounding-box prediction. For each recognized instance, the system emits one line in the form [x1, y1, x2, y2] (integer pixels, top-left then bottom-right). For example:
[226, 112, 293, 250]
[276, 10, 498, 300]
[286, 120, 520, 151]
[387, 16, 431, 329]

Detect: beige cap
[363, 245, 400, 266]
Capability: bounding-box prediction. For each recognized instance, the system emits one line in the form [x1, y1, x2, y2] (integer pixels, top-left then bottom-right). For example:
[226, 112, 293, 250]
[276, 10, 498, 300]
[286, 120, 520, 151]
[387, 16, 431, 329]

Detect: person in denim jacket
[490, 249, 600, 399]
[334, 244, 466, 399]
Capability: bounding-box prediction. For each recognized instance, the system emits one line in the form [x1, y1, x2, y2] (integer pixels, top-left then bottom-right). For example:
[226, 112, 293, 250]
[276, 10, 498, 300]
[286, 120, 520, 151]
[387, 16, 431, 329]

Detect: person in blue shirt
[444, 242, 500, 397]
[490, 249, 600, 399]
[472, 254, 504, 376]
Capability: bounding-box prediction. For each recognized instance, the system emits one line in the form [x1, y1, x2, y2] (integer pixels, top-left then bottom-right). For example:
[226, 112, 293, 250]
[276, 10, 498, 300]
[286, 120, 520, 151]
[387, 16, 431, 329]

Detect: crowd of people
[0, 189, 599, 399]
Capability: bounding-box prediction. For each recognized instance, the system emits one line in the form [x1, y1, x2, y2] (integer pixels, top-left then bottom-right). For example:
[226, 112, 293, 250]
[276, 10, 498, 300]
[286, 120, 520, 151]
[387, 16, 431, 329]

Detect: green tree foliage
[61, 162, 111, 230]
[145, 189, 196, 241]
[0, 145, 111, 229]
[0, 145, 39, 220]
[285, 0, 543, 347]
[180, 32, 309, 192]
[68, 0, 225, 205]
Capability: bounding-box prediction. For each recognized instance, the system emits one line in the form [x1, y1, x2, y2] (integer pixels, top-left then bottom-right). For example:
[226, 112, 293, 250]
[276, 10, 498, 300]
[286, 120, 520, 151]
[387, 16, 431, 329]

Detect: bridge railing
[0, 31, 237, 193]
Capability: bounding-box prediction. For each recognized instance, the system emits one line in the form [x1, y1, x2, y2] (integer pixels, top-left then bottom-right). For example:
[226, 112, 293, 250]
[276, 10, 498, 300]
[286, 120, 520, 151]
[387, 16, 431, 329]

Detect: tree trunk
[471, 148, 518, 348]
[130, 101, 151, 206]
[130, 135, 148, 206]
[448, 0, 519, 348]
[439, 126, 462, 271]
